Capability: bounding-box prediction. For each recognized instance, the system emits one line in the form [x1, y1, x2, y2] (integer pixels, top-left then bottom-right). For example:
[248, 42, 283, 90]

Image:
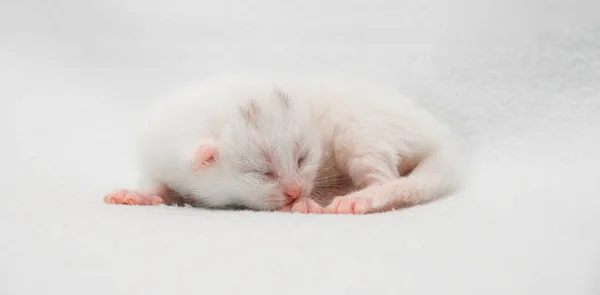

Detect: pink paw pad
[278, 198, 325, 214]
[104, 190, 164, 206]
[327, 196, 372, 214]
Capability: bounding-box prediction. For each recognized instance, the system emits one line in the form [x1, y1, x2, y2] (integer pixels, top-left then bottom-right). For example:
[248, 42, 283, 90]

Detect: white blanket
[1, 0, 599, 294]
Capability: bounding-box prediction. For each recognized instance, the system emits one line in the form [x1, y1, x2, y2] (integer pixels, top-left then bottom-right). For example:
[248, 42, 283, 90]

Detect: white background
[1, 0, 599, 294]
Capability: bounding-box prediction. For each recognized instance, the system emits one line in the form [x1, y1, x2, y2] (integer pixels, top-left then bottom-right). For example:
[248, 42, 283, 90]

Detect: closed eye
[298, 157, 305, 166]
[244, 168, 277, 179]
[297, 151, 309, 167]
[264, 171, 277, 179]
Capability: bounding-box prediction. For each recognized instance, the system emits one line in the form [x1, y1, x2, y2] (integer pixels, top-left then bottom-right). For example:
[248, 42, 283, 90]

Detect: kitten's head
[190, 88, 322, 210]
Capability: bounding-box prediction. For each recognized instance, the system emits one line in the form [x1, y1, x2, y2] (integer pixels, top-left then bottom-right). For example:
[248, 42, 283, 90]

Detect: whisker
[314, 180, 341, 187]
[311, 190, 331, 200]
[315, 186, 348, 191]
[314, 181, 347, 187]
[316, 163, 338, 176]
[315, 173, 344, 182]
[311, 189, 339, 199]
[319, 161, 336, 169]
[316, 186, 346, 193]
[316, 170, 340, 178]
[316, 170, 343, 177]
[314, 177, 346, 185]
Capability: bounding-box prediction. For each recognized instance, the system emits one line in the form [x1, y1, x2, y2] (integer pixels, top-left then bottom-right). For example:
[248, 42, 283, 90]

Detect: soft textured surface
[1, 0, 599, 294]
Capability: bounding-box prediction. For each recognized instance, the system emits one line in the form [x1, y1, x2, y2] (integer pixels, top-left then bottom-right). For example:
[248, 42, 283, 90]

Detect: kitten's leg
[104, 180, 175, 206]
[327, 146, 460, 214]
[110, 142, 214, 207]
[326, 151, 399, 214]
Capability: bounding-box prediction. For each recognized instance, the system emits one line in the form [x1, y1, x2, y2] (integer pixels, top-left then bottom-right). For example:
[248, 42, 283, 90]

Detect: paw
[104, 189, 164, 206]
[326, 196, 372, 214]
[278, 198, 325, 214]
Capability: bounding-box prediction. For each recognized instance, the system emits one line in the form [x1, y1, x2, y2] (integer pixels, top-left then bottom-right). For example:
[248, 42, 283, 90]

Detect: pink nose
[284, 181, 303, 200]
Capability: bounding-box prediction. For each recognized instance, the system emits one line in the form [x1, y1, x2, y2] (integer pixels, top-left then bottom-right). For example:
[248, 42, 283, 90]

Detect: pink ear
[191, 144, 218, 172]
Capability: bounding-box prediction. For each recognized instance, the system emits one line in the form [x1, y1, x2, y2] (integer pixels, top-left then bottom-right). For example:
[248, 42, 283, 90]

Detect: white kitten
[104, 75, 461, 214]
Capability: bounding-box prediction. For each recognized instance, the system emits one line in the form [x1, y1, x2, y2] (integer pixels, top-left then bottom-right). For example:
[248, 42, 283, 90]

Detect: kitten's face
[224, 131, 322, 210]
[192, 89, 322, 210]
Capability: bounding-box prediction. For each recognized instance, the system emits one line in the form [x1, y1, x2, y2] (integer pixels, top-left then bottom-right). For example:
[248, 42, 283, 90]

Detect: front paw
[104, 189, 164, 206]
[278, 198, 325, 214]
[326, 195, 372, 214]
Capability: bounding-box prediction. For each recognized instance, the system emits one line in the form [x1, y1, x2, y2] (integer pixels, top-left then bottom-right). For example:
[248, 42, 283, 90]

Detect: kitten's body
[105, 75, 461, 214]
[293, 79, 460, 212]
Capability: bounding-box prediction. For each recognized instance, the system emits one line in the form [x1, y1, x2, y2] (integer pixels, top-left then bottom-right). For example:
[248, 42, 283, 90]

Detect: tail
[374, 146, 462, 211]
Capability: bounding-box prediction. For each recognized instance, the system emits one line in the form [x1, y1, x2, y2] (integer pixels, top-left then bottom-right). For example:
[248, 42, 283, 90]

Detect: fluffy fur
[104, 75, 462, 214]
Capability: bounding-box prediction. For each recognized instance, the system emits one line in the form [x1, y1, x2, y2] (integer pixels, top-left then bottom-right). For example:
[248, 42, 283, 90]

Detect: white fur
[132, 75, 461, 212]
